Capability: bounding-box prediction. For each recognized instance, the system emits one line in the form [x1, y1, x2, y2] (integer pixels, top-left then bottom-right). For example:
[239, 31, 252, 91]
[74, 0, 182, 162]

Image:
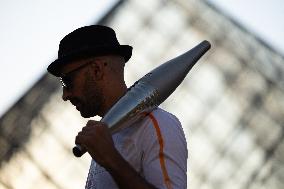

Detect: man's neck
[101, 83, 128, 117]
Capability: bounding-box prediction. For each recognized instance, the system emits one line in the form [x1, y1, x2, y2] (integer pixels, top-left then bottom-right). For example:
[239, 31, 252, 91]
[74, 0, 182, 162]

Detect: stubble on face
[79, 72, 104, 118]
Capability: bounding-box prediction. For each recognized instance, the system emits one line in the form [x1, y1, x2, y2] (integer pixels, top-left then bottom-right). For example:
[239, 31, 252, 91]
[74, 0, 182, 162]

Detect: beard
[79, 74, 104, 118]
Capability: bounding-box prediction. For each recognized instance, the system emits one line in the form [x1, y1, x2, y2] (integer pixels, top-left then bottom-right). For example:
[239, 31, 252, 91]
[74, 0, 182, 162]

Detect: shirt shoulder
[139, 108, 188, 188]
[144, 108, 186, 144]
[112, 108, 188, 188]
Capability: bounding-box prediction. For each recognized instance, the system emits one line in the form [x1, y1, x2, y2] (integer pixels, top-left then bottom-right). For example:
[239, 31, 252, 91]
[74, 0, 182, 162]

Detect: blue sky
[0, 0, 283, 117]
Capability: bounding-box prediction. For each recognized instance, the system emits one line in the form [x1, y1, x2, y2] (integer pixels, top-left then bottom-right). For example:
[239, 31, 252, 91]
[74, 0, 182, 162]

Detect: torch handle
[73, 145, 86, 157]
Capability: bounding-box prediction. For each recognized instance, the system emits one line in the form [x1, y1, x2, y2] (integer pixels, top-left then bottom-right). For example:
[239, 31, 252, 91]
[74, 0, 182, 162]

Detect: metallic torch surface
[73, 40, 211, 157]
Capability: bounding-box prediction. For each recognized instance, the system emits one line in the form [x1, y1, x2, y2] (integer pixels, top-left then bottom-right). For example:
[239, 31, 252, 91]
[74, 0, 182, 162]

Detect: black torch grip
[73, 145, 87, 157]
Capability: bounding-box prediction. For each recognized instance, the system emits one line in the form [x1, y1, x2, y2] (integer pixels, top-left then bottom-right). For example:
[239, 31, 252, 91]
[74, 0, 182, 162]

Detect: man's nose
[62, 88, 72, 101]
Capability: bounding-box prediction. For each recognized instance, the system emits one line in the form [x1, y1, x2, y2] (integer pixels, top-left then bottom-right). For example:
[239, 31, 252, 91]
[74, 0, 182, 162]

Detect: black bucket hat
[47, 25, 132, 77]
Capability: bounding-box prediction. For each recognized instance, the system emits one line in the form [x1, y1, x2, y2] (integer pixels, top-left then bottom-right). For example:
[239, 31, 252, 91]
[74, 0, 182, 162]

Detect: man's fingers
[76, 120, 110, 148]
[75, 131, 85, 145]
[75, 131, 93, 143]
[82, 125, 92, 132]
[86, 120, 100, 126]
[83, 121, 108, 131]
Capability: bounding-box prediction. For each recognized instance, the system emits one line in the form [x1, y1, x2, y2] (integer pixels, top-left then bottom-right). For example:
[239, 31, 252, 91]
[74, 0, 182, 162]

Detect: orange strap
[148, 113, 173, 189]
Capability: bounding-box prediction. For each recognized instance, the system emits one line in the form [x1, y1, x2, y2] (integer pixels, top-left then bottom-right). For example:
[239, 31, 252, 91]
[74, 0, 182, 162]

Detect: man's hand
[75, 120, 158, 189]
[75, 120, 119, 169]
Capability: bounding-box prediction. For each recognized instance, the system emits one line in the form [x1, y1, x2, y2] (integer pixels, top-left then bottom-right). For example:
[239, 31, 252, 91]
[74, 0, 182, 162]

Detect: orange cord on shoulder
[148, 113, 173, 189]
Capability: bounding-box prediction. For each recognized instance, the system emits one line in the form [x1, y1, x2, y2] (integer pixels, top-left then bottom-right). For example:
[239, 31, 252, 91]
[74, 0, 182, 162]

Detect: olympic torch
[73, 40, 211, 157]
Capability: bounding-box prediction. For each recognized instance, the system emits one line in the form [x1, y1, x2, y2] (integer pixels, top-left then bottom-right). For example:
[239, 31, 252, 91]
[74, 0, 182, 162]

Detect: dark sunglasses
[60, 60, 93, 90]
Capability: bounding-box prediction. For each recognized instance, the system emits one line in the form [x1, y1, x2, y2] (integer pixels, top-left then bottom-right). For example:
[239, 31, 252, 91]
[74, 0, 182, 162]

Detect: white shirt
[85, 108, 188, 189]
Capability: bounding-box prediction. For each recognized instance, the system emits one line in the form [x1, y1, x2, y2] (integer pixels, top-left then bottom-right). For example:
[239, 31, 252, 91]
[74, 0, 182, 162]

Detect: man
[47, 25, 187, 189]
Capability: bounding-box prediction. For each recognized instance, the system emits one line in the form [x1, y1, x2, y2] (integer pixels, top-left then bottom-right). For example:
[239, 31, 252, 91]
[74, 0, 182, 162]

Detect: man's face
[79, 73, 104, 118]
[60, 59, 105, 118]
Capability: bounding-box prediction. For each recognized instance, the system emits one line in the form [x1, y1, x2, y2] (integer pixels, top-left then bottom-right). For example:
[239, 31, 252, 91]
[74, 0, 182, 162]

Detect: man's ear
[90, 60, 105, 80]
